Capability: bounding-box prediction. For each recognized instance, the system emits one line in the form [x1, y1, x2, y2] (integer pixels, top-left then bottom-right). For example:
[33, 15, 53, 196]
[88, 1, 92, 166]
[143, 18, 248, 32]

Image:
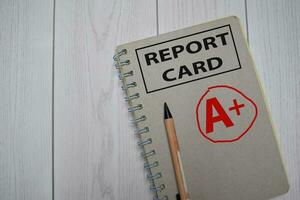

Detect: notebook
[113, 16, 289, 200]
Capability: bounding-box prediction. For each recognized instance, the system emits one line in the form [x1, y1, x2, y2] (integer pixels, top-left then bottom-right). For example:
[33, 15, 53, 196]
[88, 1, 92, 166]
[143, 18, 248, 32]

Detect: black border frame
[135, 24, 242, 94]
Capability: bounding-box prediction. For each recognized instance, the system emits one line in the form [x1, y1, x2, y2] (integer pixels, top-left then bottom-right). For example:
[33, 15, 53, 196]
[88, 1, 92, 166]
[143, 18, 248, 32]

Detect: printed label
[135, 25, 241, 93]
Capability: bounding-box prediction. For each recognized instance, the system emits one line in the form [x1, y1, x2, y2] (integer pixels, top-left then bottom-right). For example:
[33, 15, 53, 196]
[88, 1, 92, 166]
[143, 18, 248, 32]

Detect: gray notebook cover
[114, 16, 289, 200]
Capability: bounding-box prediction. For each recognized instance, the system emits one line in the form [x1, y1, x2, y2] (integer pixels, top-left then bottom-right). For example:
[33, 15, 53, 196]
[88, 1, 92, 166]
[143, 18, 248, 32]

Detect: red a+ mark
[229, 99, 245, 116]
[205, 98, 245, 134]
[206, 97, 234, 134]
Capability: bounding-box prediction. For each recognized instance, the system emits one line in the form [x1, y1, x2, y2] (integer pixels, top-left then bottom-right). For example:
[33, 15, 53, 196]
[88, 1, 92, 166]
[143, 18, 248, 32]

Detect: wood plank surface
[1, 0, 299, 199]
[158, 0, 247, 35]
[54, 0, 156, 199]
[0, 0, 53, 200]
[247, 1, 300, 199]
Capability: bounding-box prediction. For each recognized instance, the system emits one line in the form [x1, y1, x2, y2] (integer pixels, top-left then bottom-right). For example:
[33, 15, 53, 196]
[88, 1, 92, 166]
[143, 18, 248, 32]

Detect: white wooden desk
[0, 0, 299, 199]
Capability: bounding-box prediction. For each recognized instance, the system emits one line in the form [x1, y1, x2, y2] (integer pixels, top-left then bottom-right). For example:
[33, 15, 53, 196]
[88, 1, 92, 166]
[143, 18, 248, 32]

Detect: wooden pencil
[164, 102, 189, 200]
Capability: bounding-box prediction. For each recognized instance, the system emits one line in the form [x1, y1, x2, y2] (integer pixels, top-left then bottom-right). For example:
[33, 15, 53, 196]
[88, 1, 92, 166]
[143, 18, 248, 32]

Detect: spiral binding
[114, 49, 167, 200]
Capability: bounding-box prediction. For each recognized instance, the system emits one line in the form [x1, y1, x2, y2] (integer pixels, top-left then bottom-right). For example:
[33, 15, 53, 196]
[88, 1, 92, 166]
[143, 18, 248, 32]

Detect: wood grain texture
[1, 0, 299, 200]
[158, 0, 247, 35]
[54, 0, 156, 200]
[247, 1, 300, 199]
[0, 0, 53, 200]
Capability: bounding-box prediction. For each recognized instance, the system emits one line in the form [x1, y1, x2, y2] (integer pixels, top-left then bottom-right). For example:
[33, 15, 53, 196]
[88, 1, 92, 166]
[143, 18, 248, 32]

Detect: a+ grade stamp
[196, 85, 258, 143]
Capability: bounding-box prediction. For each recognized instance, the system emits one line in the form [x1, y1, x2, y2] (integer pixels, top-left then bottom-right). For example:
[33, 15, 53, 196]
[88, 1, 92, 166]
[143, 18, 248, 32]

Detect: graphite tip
[164, 102, 173, 119]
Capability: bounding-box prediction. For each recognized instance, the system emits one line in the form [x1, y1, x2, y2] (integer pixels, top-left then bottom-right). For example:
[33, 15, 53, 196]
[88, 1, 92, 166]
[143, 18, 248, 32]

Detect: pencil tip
[164, 102, 173, 119]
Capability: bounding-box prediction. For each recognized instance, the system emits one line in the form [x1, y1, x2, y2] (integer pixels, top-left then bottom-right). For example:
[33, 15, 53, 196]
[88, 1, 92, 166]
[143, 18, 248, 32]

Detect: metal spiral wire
[114, 49, 167, 200]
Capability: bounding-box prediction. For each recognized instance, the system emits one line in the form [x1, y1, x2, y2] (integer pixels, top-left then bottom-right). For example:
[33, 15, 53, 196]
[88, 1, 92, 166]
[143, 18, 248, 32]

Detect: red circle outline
[195, 85, 258, 143]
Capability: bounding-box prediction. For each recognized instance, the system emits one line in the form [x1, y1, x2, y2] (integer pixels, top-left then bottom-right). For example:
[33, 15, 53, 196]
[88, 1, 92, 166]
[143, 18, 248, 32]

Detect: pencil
[164, 102, 189, 200]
